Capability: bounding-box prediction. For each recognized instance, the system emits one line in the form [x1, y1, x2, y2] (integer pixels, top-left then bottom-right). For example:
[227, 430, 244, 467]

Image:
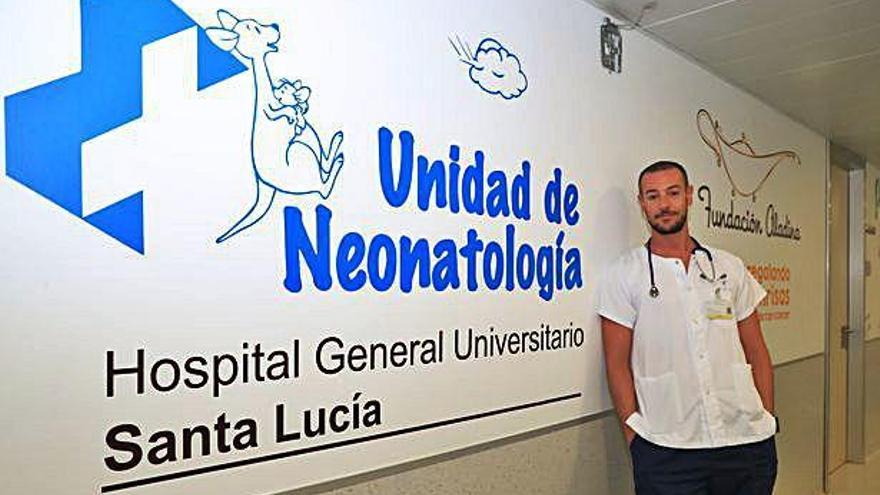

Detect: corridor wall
[866, 162, 880, 455]
[0, 1, 828, 494]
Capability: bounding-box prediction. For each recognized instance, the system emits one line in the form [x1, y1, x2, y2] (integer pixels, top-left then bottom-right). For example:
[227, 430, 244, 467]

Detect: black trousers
[630, 436, 778, 495]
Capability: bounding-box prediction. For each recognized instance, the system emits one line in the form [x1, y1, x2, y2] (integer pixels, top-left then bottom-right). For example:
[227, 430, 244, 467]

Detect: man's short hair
[638, 161, 689, 194]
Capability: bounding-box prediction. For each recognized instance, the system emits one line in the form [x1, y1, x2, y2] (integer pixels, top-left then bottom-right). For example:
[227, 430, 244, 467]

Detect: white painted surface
[0, 1, 826, 494]
[592, 0, 880, 162]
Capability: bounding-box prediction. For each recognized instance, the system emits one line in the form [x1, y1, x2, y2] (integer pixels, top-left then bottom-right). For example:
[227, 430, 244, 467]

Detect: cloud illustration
[451, 36, 528, 100]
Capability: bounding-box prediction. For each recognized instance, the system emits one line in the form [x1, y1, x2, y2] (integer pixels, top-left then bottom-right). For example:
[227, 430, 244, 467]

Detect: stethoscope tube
[645, 237, 717, 298]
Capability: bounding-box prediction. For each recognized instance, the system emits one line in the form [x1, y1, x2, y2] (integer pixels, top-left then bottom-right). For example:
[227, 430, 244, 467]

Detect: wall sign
[0, 1, 826, 494]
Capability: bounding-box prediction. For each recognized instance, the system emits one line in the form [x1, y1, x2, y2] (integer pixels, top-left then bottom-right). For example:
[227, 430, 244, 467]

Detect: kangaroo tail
[216, 179, 277, 244]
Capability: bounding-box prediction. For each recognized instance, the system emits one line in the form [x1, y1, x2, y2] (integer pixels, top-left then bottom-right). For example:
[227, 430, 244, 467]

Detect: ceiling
[588, 0, 880, 164]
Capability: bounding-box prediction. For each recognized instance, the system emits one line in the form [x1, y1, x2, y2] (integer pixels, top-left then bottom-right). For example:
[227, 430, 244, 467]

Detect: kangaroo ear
[217, 9, 239, 29]
[205, 27, 239, 52]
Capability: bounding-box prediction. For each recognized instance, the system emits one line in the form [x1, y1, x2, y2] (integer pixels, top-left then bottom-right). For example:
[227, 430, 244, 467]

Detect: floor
[828, 451, 880, 494]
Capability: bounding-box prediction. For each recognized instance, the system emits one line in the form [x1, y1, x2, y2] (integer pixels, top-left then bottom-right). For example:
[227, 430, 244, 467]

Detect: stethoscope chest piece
[649, 285, 660, 298]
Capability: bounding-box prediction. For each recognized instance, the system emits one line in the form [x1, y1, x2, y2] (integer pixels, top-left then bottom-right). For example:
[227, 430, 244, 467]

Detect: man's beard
[648, 209, 688, 234]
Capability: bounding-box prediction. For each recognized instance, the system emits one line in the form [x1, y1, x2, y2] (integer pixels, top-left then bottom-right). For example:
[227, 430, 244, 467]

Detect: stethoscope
[645, 237, 723, 298]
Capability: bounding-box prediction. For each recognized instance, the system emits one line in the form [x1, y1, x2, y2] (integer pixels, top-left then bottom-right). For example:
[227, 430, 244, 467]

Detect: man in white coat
[598, 161, 778, 494]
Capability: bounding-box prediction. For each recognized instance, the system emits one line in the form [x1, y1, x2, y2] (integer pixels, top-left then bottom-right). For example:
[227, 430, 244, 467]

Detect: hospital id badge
[704, 287, 734, 321]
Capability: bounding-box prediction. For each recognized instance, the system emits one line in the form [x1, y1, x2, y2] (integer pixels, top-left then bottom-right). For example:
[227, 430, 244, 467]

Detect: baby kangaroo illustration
[207, 10, 344, 244]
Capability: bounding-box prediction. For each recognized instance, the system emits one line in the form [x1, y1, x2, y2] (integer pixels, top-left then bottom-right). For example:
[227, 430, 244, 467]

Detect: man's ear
[217, 9, 239, 30]
[686, 184, 694, 207]
[206, 27, 239, 52]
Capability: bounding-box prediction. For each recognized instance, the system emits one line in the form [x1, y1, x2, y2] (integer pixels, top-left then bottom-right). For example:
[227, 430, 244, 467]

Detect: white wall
[866, 162, 879, 341]
[866, 162, 880, 457]
[0, 1, 827, 494]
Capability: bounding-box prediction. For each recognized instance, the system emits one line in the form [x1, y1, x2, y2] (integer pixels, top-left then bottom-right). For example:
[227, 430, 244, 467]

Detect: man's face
[638, 168, 693, 235]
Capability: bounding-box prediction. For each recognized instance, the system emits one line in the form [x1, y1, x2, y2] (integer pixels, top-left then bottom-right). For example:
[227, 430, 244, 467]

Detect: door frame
[824, 143, 867, 492]
[846, 166, 865, 464]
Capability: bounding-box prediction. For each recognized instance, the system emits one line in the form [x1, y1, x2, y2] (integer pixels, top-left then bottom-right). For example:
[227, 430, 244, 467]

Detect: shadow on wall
[579, 187, 636, 493]
[593, 187, 636, 269]
[600, 417, 637, 493]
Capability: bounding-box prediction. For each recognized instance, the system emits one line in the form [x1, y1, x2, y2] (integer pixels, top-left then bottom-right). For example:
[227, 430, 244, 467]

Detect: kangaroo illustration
[207, 10, 344, 244]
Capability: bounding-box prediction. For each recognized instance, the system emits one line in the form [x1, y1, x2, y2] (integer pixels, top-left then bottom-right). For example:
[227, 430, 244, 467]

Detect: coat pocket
[634, 372, 683, 434]
[731, 363, 766, 418]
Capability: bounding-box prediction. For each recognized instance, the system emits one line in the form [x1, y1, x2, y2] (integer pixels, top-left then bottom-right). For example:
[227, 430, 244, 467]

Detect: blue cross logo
[4, 0, 245, 254]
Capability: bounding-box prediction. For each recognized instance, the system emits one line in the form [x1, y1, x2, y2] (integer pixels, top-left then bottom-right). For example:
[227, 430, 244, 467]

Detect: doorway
[828, 164, 849, 474]
[826, 150, 867, 492]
